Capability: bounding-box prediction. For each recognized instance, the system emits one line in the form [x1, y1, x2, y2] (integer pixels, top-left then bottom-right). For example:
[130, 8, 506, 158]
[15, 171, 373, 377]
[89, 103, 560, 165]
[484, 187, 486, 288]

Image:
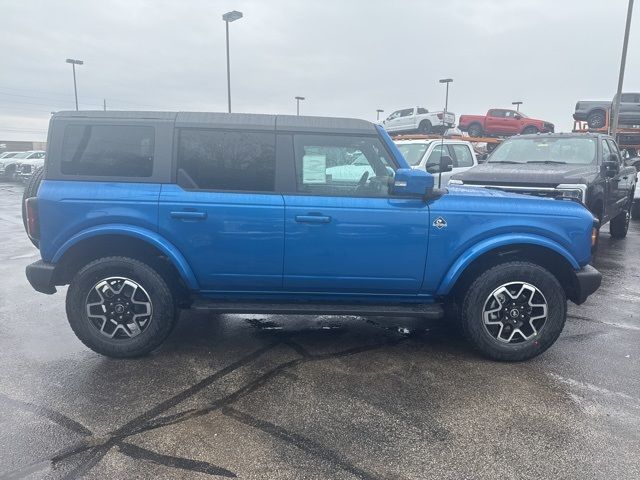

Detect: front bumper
[25, 260, 57, 294]
[572, 264, 602, 305]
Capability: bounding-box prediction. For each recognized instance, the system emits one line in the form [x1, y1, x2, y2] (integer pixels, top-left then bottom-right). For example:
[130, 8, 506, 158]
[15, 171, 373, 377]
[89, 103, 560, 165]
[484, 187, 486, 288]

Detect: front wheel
[610, 207, 630, 238]
[418, 120, 432, 134]
[522, 126, 538, 135]
[66, 256, 177, 358]
[459, 261, 566, 362]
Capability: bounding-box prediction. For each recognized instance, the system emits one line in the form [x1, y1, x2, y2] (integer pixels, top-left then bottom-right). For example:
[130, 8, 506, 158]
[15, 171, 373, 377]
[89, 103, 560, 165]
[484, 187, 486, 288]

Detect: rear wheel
[21, 166, 44, 248]
[587, 110, 606, 129]
[418, 120, 432, 134]
[459, 261, 566, 362]
[66, 256, 177, 358]
[522, 126, 538, 134]
[467, 123, 483, 137]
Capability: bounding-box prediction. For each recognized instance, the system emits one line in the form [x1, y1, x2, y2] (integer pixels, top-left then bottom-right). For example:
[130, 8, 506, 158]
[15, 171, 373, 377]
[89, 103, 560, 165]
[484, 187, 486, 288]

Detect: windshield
[395, 142, 431, 166]
[488, 137, 596, 165]
[12, 152, 31, 159]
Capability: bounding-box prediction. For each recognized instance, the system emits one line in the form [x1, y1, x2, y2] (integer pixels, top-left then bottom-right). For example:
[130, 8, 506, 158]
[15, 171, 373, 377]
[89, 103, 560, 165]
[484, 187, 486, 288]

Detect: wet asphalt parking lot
[0, 180, 639, 480]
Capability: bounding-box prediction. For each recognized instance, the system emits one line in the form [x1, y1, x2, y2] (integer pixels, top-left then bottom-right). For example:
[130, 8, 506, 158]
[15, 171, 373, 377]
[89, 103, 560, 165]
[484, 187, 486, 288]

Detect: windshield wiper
[526, 160, 567, 164]
[488, 160, 521, 164]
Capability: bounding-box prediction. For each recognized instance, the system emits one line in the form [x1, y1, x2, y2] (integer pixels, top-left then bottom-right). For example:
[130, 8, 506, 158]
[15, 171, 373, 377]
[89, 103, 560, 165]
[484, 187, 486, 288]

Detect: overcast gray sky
[1, 0, 639, 141]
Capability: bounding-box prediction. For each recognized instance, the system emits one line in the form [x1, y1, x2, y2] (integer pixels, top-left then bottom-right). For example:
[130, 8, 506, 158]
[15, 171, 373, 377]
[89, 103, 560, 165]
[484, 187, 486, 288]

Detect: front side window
[399, 108, 414, 117]
[489, 137, 597, 165]
[61, 125, 154, 177]
[294, 134, 395, 197]
[177, 129, 276, 191]
[601, 139, 611, 161]
[451, 144, 474, 167]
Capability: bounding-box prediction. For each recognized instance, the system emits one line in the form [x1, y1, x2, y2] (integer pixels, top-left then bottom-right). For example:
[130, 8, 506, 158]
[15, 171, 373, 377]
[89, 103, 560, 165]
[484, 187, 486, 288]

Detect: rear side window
[61, 125, 154, 177]
[177, 129, 276, 191]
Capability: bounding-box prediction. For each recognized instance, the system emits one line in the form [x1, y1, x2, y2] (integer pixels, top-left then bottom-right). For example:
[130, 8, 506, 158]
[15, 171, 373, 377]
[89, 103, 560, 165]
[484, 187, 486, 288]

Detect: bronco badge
[433, 216, 447, 229]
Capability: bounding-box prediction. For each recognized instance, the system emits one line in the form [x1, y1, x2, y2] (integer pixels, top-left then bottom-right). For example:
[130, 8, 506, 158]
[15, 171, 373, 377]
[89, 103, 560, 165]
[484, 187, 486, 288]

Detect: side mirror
[603, 154, 619, 178]
[391, 168, 434, 198]
[439, 155, 453, 173]
[514, 114, 522, 120]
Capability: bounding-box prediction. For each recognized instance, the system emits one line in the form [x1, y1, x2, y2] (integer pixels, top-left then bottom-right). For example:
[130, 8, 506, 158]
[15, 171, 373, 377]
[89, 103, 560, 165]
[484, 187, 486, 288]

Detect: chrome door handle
[295, 215, 331, 224]
[170, 211, 207, 220]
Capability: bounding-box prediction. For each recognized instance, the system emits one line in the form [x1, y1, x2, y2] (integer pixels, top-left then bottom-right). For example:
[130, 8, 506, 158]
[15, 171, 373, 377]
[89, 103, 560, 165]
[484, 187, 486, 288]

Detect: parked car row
[0, 150, 46, 182]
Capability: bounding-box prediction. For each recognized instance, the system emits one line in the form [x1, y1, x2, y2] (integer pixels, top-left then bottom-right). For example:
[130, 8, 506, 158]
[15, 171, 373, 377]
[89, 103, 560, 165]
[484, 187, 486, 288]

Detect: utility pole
[103, 99, 107, 111]
[376, 109, 384, 121]
[65, 58, 84, 111]
[611, 0, 634, 135]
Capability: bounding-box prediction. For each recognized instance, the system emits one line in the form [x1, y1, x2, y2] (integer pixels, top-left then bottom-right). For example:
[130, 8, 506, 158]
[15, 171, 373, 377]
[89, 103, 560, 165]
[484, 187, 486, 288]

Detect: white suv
[382, 107, 455, 135]
[394, 139, 477, 186]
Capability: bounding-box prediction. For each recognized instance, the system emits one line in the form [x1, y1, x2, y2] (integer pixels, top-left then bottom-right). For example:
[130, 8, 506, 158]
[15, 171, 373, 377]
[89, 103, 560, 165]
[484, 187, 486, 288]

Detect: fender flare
[435, 233, 579, 296]
[52, 224, 199, 290]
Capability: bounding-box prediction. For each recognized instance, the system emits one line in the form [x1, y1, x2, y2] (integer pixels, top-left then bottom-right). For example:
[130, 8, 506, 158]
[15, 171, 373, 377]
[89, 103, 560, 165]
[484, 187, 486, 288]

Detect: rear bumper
[25, 260, 57, 294]
[572, 265, 602, 305]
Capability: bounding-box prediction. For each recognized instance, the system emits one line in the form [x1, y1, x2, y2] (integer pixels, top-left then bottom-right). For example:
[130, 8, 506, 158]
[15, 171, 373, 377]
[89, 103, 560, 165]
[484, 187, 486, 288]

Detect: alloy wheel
[85, 277, 153, 339]
[482, 282, 548, 343]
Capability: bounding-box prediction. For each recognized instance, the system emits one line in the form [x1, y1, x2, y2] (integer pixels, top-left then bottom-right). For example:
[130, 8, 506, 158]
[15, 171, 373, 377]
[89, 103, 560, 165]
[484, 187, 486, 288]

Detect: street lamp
[295, 96, 305, 116]
[65, 58, 83, 111]
[611, 0, 634, 135]
[376, 109, 384, 121]
[222, 10, 243, 113]
[512, 101, 523, 112]
[439, 78, 453, 130]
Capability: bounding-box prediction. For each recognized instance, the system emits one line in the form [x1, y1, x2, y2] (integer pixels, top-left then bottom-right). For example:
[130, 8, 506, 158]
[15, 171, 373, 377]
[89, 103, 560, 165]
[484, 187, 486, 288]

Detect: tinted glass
[178, 129, 276, 191]
[396, 142, 430, 166]
[293, 134, 395, 197]
[61, 125, 154, 177]
[489, 110, 506, 118]
[451, 144, 474, 167]
[489, 137, 597, 165]
[417, 108, 428, 114]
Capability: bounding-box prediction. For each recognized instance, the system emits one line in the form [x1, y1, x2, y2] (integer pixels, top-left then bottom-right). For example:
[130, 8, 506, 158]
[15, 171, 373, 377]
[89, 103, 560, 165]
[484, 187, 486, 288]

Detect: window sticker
[302, 154, 327, 184]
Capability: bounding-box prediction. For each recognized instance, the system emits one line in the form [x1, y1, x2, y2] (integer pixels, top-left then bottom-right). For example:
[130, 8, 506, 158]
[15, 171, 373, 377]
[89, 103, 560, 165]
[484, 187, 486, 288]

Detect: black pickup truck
[574, 92, 640, 129]
[450, 133, 638, 242]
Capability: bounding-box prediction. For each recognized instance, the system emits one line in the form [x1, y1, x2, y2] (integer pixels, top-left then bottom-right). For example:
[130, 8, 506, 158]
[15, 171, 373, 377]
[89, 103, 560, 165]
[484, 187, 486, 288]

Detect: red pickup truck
[459, 109, 554, 137]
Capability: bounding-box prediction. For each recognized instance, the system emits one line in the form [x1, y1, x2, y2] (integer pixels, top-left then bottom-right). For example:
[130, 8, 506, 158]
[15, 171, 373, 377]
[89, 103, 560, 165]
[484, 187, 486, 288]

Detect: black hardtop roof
[52, 111, 376, 134]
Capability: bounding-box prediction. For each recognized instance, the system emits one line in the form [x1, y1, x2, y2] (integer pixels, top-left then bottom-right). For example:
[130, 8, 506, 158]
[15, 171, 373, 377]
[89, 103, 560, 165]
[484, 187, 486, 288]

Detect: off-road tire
[467, 123, 483, 137]
[21, 166, 45, 248]
[610, 206, 630, 239]
[522, 126, 538, 135]
[66, 256, 177, 358]
[459, 261, 566, 362]
[587, 110, 606, 130]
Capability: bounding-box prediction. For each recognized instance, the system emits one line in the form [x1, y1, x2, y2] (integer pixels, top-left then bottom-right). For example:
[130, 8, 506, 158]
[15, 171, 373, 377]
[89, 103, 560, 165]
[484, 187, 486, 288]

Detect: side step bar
[190, 300, 444, 319]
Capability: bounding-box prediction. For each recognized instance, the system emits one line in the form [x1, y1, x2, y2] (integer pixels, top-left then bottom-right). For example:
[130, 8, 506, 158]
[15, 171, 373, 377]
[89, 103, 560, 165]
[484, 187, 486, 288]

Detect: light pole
[65, 58, 83, 111]
[295, 96, 305, 115]
[376, 109, 384, 121]
[439, 78, 453, 130]
[611, 0, 634, 135]
[512, 101, 523, 112]
[222, 10, 243, 113]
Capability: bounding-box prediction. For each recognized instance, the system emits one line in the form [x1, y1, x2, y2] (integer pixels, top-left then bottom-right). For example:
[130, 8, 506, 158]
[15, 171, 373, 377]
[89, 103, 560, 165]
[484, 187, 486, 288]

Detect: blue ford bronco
[24, 111, 601, 361]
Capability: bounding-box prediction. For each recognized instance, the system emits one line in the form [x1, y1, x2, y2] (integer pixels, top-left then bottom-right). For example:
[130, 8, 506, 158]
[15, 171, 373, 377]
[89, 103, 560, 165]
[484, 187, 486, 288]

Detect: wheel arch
[51, 225, 199, 292]
[437, 237, 581, 303]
